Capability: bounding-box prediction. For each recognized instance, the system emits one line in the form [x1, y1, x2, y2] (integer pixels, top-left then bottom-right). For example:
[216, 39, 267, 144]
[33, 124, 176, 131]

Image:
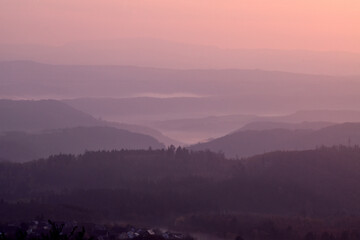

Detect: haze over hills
[1, 61, 360, 115]
[0, 126, 164, 162]
[2, 1, 360, 238]
[109, 121, 182, 146]
[1, 39, 360, 75]
[3, 61, 360, 144]
[2, 61, 360, 128]
[0, 99, 178, 146]
[190, 122, 360, 158]
[147, 114, 260, 144]
[146, 110, 360, 144]
[63, 97, 228, 122]
[1, 55, 360, 240]
[0, 99, 169, 162]
[274, 110, 360, 123]
[239, 121, 335, 131]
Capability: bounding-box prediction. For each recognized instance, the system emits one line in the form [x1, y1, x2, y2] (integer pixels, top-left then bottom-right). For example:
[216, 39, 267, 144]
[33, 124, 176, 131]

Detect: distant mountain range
[1, 61, 360, 118]
[273, 110, 360, 123]
[239, 121, 334, 131]
[1, 38, 360, 75]
[190, 122, 360, 158]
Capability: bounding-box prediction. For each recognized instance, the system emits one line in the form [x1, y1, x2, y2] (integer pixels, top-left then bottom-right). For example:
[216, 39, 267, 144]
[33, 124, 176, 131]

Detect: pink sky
[1, 0, 359, 52]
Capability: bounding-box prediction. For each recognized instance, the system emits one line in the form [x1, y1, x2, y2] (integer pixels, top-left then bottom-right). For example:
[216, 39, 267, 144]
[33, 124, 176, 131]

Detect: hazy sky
[1, 0, 359, 52]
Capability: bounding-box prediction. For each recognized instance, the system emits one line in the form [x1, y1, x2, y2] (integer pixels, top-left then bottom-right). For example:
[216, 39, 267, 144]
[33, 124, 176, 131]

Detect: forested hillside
[4, 146, 360, 215]
[1, 146, 360, 239]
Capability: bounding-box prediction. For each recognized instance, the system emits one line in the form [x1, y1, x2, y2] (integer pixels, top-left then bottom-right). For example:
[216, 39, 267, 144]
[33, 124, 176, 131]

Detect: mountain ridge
[190, 122, 360, 158]
[0, 126, 164, 162]
[1, 38, 360, 75]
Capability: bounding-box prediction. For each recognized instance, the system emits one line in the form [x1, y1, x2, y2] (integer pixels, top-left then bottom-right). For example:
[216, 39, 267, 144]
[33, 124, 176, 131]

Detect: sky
[0, 0, 360, 52]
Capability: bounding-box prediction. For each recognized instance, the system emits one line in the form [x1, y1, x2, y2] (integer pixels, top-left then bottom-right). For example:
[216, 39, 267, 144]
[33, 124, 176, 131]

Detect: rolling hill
[239, 121, 334, 131]
[146, 111, 360, 144]
[0, 99, 178, 145]
[190, 122, 360, 158]
[0, 99, 100, 132]
[0, 126, 164, 162]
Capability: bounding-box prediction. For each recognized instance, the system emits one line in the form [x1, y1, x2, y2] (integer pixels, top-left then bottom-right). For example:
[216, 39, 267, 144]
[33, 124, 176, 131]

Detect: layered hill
[0, 99, 177, 145]
[190, 122, 360, 158]
[0, 126, 164, 162]
[0, 99, 99, 132]
[146, 110, 360, 144]
[1, 61, 360, 117]
[239, 121, 334, 131]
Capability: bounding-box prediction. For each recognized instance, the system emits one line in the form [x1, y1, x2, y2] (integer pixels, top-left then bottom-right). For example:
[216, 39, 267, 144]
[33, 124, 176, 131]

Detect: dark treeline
[0, 147, 239, 197]
[0, 220, 194, 240]
[2, 146, 360, 239]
